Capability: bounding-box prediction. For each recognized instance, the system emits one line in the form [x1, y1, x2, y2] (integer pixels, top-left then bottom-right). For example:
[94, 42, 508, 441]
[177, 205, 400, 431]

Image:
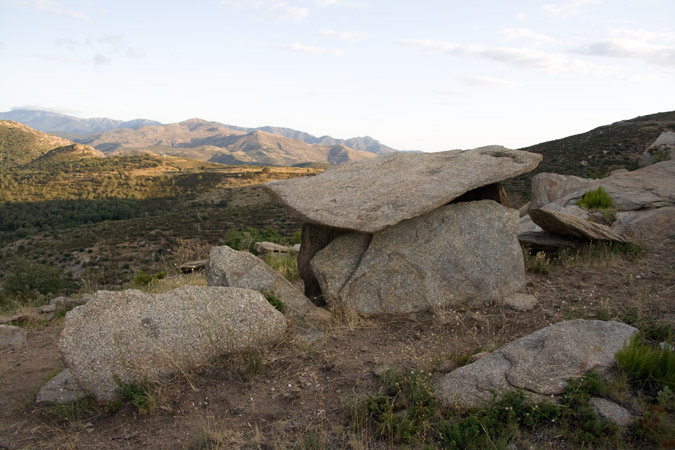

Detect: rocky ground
[0, 240, 673, 449]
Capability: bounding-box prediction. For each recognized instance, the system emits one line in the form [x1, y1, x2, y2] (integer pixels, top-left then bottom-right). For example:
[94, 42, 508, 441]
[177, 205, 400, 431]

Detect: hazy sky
[1, 0, 673, 151]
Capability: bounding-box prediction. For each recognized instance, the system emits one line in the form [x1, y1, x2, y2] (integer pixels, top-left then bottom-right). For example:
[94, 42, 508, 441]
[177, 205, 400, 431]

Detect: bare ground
[1, 240, 673, 449]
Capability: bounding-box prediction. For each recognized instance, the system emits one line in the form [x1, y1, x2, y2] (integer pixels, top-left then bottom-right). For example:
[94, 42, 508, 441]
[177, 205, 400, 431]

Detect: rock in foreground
[265, 147, 542, 233]
[59, 286, 287, 402]
[206, 245, 330, 321]
[435, 320, 637, 407]
[529, 208, 630, 242]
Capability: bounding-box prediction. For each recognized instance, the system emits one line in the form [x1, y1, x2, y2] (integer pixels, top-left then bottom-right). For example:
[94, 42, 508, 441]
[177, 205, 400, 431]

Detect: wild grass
[578, 186, 613, 210]
[523, 241, 644, 275]
[264, 253, 300, 282]
[616, 335, 675, 390]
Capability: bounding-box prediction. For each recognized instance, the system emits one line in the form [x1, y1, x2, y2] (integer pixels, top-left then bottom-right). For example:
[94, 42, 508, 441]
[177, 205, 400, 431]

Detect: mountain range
[0, 109, 397, 159]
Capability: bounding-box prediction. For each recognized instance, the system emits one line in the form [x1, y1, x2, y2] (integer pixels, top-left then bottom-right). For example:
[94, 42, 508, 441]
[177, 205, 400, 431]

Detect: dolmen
[264, 147, 542, 315]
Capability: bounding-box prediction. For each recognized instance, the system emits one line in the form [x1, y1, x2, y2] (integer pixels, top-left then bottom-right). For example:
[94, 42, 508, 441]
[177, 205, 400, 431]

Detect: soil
[1, 240, 673, 449]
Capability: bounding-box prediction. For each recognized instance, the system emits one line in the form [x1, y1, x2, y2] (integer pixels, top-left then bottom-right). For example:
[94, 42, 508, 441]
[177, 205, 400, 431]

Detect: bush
[259, 289, 286, 313]
[578, 186, 613, 210]
[2, 257, 78, 301]
[616, 334, 675, 390]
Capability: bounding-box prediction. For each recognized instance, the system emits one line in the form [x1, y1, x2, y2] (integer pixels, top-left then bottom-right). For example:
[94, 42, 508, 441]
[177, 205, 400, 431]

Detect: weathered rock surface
[59, 286, 287, 402]
[0, 324, 26, 351]
[529, 209, 630, 242]
[639, 131, 675, 167]
[36, 369, 88, 405]
[254, 241, 297, 255]
[591, 397, 633, 426]
[312, 200, 525, 314]
[612, 207, 675, 241]
[530, 173, 591, 210]
[435, 320, 637, 407]
[545, 161, 675, 214]
[265, 147, 542, 233]
[206, 245, 330, 321]
[310, 233, 371, 306]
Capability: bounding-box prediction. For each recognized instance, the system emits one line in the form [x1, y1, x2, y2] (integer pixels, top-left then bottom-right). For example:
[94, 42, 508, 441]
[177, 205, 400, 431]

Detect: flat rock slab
[36, 369, 88, 405]
[435, 319, 637, 407]
[312, 200, 525, 314]
[206, 245, 330, 321]
[529, 208, 630, 242]
[59, 286, 287, 402]
[265, 147, 542, 233]
[518, 231, 585, 252]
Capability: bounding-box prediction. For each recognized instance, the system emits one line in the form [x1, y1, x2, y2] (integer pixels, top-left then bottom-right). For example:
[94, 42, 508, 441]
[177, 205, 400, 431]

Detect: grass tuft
[578, 186, 613, 210]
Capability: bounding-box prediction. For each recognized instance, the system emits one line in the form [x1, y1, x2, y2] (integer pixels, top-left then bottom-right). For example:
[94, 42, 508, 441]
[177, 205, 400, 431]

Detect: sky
[0, 0, 674, 152]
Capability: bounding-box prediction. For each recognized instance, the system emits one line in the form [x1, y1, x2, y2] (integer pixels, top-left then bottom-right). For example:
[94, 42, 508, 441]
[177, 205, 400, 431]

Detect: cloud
[516, 12, 526, 21]
[541, 0, 602, 18]
[502, 28, 557, 45]
[462, 76, 524, 89]
[13, 0, 87, 20]
[281, 42, 344, 56]
[49, 34, 145, 67]
[319, 28, 368, 41]
[575, 28, 675, 67]
[400, 39, 631, 79]
[220, 0, 309, 21]
[11, 104, 78, 114]
[93, 54, 112, 66]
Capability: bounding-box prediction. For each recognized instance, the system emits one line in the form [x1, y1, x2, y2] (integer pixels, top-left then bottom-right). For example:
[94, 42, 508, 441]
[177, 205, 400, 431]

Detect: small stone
[36, 369, 89, 405]
[504, 293, 538, 312]
[437, 359, 458, 373]
[591, 397, 633, 426]
[39, 304, 57, 314]
[359, 346, 368, 352]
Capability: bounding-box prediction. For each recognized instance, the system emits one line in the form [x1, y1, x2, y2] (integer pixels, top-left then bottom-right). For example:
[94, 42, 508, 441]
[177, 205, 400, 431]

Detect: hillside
[0, 120, 73, 168]
[76, 121, 377, 166]
[27, 143, 105, 167]
[0, 109, 161, 134]
[506, 110, 675, 199]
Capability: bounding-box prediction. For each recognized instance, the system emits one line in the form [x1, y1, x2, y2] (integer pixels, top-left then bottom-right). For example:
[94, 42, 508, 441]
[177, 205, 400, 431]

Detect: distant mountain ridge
[0, 109, 398, 155]
[0, 110, 161, 134]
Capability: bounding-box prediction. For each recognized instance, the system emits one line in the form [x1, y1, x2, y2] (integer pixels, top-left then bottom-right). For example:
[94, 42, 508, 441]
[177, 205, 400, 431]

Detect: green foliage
[131, 270, 166, 288]
[349, 370, 620, 448]
[652, 147, 672, 163]
[616, 335, 675, 390]
[46, 395, 98, 425]
[577, 186, 613, 210]
[259, 289, 286, 313]
[264, 253, 300, 282]
[112, 374, 156, 413]
[2, 257, 78, 301]
[223, 226, 294, 252]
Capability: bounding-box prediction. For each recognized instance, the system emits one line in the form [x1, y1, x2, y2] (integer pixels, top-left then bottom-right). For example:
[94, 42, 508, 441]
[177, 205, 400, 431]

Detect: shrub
[258, 289, 286, 313]
[112, 374, 156, 413]
[2, 257, 78, 301]
[616, 335, 675, 390]
[578, 186, 613, 210]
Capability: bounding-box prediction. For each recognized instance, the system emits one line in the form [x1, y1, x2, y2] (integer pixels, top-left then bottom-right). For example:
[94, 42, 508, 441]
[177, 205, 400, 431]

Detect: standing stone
[265, 148, 542, 233]
[206, 245, 330, 321]
[435, 320, 637, 407]
[297, 223, 347, 298]
[59, 286, 287, 402]
[312, 200, 525, 315]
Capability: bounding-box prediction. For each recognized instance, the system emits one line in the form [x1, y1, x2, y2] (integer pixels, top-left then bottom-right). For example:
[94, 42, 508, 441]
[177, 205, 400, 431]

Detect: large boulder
[311, 200, 525, 315]
[544, 161, 675, 214]
[638, 131, 675, 167]
[206, 245, 330, 321]
[529, 208, 630, 242]
[530, 173, 591, 210]
[435, 320, 637, 407]
[59, 286, 287, 402]
[612, 207, 675, 241]
[265, 147, 542, 233]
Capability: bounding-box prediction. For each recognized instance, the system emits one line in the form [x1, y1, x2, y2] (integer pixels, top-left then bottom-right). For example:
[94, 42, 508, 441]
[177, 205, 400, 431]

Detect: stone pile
[265, 147, 543, 314]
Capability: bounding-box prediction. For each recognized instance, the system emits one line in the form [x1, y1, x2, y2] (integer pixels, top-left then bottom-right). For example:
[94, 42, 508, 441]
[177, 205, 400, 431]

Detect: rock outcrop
[311, 201, 525, 314]
[435, 320, 637, 407]
[206, 245, 330, 321]
[59, 286, 287, 402]
[639, 131, 675, 167]
[265, 147, 542, 233]
[530, 173, 591, 210]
